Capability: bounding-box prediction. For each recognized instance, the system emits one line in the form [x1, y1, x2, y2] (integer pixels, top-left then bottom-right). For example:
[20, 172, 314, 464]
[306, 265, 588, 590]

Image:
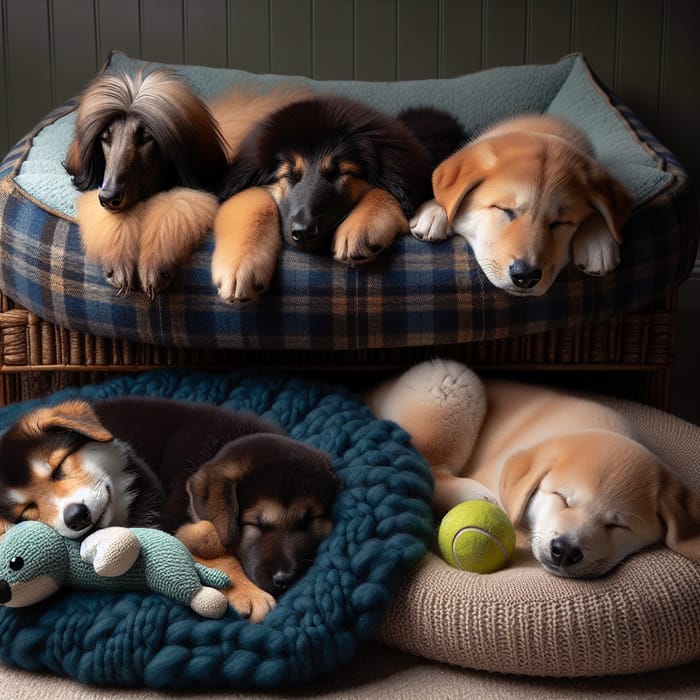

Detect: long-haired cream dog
[410, 115, 633, 296]
[66, 68, 309, 298]
[367, 359, 700, 577]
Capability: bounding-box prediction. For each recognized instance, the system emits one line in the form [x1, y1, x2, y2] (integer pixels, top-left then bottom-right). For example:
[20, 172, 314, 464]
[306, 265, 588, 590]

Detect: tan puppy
[410, 115, 633, 296]
[367, 359, 700, 577]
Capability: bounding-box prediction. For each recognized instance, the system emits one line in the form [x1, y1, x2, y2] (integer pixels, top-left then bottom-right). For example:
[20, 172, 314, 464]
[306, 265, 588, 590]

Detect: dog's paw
[211, 245, 279, 303]
[409, 199, 453, 242]
[80, 527, 141, 577]
[76, 190, 141, 294]
[138, 188, 218, 299]
[572, 216, 621, 276]
[104, 262, 137, 296]
[333, 188, 407, 264]
[212, 188, 283, 302]
[224, 581, 276, 623]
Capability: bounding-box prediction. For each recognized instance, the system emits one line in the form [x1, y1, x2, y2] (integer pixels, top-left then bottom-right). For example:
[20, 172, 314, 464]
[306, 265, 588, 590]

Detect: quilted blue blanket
[0, 370, 434, 689]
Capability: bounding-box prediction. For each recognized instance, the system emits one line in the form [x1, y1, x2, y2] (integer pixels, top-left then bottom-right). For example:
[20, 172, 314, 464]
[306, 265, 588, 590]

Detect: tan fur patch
[212, 187, 283, 302]
[333, 187, 408, 263]
[209, 84, 313, 160]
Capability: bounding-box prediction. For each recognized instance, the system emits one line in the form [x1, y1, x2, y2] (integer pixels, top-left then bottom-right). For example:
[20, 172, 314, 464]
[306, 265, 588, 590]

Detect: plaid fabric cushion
[0, 61, 697, 351]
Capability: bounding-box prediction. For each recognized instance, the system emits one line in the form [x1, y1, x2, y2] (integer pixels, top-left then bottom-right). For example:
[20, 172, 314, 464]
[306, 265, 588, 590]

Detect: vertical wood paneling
[527, 0, 572, 65]
[440, 0, 483, 77]
[572, 0, 618, 88]
[616, 0, 664, 131]
[4, 0, 53, 149]
[227, 0, 270, 73]
[185, 0, 227, 68]
[397, 0, 438, 79]
[313, 0, 354, 79]
[269, 0, 312, 76]
[141, 0, 185, 64]
[0, 0, 698, 201]
[659, 0, 700, 189]
[51, 0, 98, 102]
[483, 0, 527, 67]
[355, 0, 397, 80]
[97, 0, 142, 63]
[0, 1, 8, 150]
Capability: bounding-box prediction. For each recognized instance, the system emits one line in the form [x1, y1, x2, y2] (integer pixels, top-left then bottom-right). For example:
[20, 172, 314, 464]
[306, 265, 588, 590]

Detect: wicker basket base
[0, 292, 677, 409]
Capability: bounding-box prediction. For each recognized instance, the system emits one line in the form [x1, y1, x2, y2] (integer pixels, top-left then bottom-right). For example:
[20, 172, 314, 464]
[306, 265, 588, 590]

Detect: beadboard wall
[0, 0, 698, 421]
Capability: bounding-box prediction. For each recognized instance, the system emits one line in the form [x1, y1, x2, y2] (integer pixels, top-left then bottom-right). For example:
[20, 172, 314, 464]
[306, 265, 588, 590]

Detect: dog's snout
[509, 260, 542, 289]
[271, 569, 296, 593]
[63, 503, 93, 532]
[0, 580, 11, 605]
[98, 187, 125, 211]
[550, 536, 583, 568]
[290, 219, 320, 245]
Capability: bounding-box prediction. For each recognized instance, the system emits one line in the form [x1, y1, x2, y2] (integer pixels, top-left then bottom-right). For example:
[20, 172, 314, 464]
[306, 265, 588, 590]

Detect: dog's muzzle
[63, 503, 94, 532]
[550, 536, 583, 567]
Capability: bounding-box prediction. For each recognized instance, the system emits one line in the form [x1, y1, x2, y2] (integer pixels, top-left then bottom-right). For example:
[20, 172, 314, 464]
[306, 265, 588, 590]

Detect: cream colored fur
[410, 114, 633, 296]
[368, 359, 700, 577]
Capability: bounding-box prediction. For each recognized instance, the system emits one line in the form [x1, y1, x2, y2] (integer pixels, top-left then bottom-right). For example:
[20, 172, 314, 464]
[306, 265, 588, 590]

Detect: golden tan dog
[410, 115, 633, 296]
[367, 359, 700, 577]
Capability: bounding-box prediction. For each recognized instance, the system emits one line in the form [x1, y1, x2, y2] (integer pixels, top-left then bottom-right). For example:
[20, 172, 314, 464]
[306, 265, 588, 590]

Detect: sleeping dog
[368, 359, 700, 578]
[0, 397, 339, 621]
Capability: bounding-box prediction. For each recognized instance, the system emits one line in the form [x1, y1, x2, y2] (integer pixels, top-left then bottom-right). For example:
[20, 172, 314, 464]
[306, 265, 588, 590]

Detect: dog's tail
[209, 84, 314, 161]
[398, 107, 468, 169]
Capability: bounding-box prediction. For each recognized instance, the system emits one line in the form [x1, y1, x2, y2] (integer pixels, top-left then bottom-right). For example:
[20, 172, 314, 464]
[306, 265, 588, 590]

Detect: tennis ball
[438, 500, 516, 573]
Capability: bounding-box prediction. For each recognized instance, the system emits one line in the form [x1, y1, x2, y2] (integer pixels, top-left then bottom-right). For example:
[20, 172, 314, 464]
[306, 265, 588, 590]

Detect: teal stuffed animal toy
[0, 522, 231, 618]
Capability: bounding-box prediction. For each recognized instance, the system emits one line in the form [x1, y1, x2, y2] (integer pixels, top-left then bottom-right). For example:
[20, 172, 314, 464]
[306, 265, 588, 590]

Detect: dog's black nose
[0, 580, 11, 605]
[550, 537, 583, 567]
[63, 503, 93, 531]
[98, 187, 124, 211]
[289, 222, 319, 246]
[509, 260, 542, 289]
[271, 570, 296, 593]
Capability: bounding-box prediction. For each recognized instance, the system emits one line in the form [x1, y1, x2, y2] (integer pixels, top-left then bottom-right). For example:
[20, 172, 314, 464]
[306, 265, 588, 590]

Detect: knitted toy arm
[80, 527, 141, 577]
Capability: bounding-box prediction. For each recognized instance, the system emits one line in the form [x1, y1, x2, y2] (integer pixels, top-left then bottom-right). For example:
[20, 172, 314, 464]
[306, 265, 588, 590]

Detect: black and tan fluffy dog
[0, 397, 339, 621]
[211, 98, 465, 302]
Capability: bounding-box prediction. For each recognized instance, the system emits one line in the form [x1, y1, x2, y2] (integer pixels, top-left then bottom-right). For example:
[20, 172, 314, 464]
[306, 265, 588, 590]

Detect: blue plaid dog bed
[0, 52, 696, 350]
[0, 369, 434, 689]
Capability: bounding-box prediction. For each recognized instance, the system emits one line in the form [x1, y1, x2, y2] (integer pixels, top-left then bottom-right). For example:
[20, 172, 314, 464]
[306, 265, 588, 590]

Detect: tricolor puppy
[410, 115, 633, 296]
[0, 397, 339, 621]
[368, 359, 700, 577]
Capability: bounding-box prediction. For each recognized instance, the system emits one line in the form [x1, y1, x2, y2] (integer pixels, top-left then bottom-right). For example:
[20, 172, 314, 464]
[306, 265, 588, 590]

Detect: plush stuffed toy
[0, 522, 231, 619]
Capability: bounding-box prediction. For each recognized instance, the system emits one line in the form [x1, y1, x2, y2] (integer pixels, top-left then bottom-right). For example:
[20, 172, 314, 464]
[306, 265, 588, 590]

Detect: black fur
[217, 96, 465, 255]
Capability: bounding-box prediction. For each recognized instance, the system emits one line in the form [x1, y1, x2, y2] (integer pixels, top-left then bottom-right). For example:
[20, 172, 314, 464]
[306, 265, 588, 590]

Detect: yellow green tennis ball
[438, 500, 516, 573]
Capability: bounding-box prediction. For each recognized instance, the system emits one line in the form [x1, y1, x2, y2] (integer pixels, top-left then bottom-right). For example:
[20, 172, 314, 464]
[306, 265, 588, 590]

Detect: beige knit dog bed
[377, 395, 700, 677]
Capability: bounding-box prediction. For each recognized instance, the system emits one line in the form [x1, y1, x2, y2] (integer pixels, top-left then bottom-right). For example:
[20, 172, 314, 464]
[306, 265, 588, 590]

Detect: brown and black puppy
[0, 397, 339, 621]
[212, 98, 465, 302]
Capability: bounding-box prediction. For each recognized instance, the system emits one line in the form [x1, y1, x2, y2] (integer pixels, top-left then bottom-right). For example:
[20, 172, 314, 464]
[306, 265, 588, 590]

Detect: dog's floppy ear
[499, 446, 552, 526]
[186, 451, 252, 549]
[656, 466, 700, 563]
[28, 400, 113, 442]
[585, 165, 634, 244]
[432, 145, 489, 223]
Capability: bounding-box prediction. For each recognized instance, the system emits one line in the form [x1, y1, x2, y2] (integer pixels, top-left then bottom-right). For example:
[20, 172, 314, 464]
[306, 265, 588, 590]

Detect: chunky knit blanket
[0, 369, 434, 689]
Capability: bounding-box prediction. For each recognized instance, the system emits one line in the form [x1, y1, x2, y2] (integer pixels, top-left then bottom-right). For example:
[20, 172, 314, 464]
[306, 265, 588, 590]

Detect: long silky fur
[65, 68, 228, 194]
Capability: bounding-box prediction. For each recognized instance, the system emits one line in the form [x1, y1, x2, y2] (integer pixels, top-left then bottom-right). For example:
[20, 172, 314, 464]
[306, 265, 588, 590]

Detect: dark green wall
[1, 0, 699, 191]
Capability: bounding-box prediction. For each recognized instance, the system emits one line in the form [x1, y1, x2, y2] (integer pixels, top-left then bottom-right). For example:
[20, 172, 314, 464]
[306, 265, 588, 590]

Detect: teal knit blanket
[0, 370, 434, 689]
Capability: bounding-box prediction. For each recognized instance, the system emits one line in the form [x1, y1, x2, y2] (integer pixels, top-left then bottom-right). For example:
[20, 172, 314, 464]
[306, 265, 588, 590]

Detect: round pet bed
[377, 394, 700, 677]
[0, 369, 434, 690]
